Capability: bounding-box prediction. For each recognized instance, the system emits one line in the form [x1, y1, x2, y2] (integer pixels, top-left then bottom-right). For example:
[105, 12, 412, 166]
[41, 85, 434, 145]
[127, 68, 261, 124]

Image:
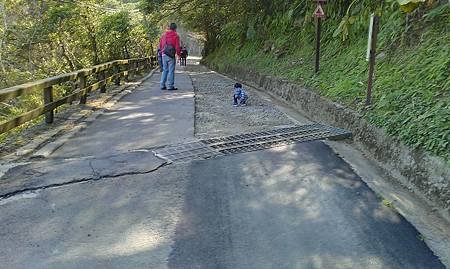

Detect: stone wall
[206, 61, 450, 219]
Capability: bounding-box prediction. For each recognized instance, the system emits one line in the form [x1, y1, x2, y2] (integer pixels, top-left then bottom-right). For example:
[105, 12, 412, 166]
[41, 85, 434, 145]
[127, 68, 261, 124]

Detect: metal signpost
[313, 0, 326, 73]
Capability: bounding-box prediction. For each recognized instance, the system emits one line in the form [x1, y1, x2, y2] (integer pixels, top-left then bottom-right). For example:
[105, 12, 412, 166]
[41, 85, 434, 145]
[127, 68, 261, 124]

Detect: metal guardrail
[0, 57, 158, 134]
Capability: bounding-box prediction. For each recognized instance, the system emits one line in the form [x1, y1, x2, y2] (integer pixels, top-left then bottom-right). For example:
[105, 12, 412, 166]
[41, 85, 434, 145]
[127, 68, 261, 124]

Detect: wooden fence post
[134, 61, 138, 76]
[137, 61, 142, 74]
[114, 64, 121, 86]
[79, 74, 87, 104]
[70, 81, 77, 104]
[366, 14, 380, 106]
[43, 86, 54, 124]
[125, 62, 130, 82]
[134, 61, 138, 75]
[100, 70, 107, 93]
[128, 61, 133, 80]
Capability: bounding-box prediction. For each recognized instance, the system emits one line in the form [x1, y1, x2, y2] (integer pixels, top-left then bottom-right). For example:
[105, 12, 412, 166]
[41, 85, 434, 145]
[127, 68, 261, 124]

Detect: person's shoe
[233, 104, 239, 107]
[168, 87, 178, 91]
[240, 103, 247, 106]
[161, 87, 167, 90]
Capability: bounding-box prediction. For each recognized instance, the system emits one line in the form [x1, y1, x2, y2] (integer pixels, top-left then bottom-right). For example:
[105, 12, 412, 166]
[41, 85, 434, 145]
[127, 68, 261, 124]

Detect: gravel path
[188, 65, 293, 138]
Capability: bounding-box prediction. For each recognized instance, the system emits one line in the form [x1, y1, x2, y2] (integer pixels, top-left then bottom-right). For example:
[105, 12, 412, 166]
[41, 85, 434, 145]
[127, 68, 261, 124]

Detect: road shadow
[168, 140, 444, 269]
[51, 73, 195, 159]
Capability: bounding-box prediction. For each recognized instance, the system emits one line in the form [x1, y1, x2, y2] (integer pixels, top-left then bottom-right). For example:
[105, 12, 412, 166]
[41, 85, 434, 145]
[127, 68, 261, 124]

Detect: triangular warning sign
[314, 5, 325, 18]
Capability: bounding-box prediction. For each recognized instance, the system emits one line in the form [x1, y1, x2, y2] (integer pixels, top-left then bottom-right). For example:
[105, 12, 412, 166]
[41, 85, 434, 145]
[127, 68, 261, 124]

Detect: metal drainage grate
[203, 123, 350, 155]
[153, 124, 351, 162]
[153, 141, 222, 162]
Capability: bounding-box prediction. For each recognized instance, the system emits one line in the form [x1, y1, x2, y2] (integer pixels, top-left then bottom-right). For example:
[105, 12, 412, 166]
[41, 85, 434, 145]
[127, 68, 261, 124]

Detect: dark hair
[234, 83, 242, 88]
[169, 22, 177, 30]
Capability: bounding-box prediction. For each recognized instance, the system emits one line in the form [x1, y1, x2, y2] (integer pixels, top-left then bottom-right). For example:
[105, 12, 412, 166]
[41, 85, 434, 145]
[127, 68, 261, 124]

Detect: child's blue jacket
[234, 87, 247, 99]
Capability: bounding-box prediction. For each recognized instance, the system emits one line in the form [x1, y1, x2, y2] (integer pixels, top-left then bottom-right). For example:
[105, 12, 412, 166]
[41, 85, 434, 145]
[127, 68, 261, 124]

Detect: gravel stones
[189, 65, 293, 138]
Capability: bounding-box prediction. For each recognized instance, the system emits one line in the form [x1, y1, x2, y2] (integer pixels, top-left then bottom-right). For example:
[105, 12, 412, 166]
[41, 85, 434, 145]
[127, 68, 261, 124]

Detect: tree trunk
[60, 41, 76, 71]
[90, 33, 100, 65]
[124, 43, 130, 59]
[86, 19, 100, 65]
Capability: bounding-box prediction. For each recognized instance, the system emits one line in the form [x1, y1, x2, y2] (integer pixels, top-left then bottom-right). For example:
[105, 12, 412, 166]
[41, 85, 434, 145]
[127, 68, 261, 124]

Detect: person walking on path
[180, 46, 188, 66]
[159, 23, 181, 90]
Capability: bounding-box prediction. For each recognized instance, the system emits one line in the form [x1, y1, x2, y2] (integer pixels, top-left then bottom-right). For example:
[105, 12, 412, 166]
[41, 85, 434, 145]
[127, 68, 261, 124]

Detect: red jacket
[159, 30, 181, 57]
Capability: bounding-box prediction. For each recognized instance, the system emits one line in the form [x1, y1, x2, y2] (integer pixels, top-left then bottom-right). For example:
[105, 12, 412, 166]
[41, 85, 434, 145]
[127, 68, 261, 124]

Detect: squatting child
[233, 83, 248, 107]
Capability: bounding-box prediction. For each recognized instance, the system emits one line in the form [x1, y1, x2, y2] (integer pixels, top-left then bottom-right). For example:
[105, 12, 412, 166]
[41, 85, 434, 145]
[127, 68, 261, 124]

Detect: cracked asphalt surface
[0, 62, 446, 269]
[0, 151, 166, 199]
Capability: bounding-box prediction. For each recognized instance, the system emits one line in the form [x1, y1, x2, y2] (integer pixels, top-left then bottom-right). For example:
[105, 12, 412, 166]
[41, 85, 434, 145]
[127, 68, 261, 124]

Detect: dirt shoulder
[189, 64, 293, 138]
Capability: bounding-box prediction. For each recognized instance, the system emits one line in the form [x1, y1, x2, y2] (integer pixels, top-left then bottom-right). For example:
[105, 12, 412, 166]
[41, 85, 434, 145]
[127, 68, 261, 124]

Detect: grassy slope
[206, 7, 450, 165]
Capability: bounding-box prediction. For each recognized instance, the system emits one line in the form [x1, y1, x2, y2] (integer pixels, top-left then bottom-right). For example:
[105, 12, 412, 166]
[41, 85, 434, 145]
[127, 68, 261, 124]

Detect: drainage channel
[153, 124, 351, 163]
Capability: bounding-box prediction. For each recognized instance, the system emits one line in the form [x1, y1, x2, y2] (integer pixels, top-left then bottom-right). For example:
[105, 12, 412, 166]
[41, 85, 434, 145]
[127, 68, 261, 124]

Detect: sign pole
[313, 0, 325, 73]
[315, 16, 321, 73]
[366, 14, 379, 106]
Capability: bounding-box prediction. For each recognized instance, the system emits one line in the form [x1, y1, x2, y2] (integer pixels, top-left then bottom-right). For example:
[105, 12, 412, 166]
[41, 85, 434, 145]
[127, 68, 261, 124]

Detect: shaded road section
[51, 71, 195, 158]
[168, 141, 444, 269]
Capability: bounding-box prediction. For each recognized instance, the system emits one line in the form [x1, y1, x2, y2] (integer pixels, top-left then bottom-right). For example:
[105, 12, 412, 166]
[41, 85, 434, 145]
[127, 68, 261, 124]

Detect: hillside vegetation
[153, 0, 449, 164]
[0, 0, 159, 142]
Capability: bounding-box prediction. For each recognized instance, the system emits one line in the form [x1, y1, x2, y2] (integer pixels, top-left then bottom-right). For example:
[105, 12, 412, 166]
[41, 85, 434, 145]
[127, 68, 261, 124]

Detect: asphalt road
[167, 141, 444, 269]
[50, 72, 195, 159]
[0, 66, 446, 269]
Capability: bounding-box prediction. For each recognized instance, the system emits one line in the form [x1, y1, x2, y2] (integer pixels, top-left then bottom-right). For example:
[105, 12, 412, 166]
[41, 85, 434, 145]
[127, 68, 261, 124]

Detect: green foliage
[0, 0, 157, 89]
[220, 21, 246, 44]
[98, 11, 133, 60]
[397, 0, 426, 13]
[203, 1, 450, 164]
[0, 0, 159, 142]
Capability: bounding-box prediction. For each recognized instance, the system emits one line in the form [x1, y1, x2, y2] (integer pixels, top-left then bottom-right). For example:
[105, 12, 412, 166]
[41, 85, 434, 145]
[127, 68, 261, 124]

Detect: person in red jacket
[159, 23, 181, 90]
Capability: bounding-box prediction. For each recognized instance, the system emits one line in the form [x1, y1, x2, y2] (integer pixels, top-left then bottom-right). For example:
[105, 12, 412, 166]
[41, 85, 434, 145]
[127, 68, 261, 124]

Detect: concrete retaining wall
[206, 61, 450, 218]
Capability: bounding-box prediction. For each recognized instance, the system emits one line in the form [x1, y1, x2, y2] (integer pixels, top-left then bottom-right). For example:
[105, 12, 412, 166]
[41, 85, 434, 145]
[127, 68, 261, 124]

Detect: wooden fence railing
[0, 57, 157, 135]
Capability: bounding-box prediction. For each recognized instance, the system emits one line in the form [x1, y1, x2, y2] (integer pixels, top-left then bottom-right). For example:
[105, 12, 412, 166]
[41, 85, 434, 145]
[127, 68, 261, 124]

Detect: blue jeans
[233, 95, 248, 105]
[157, 55, 163, 71]
[160, 54, 176, 89]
